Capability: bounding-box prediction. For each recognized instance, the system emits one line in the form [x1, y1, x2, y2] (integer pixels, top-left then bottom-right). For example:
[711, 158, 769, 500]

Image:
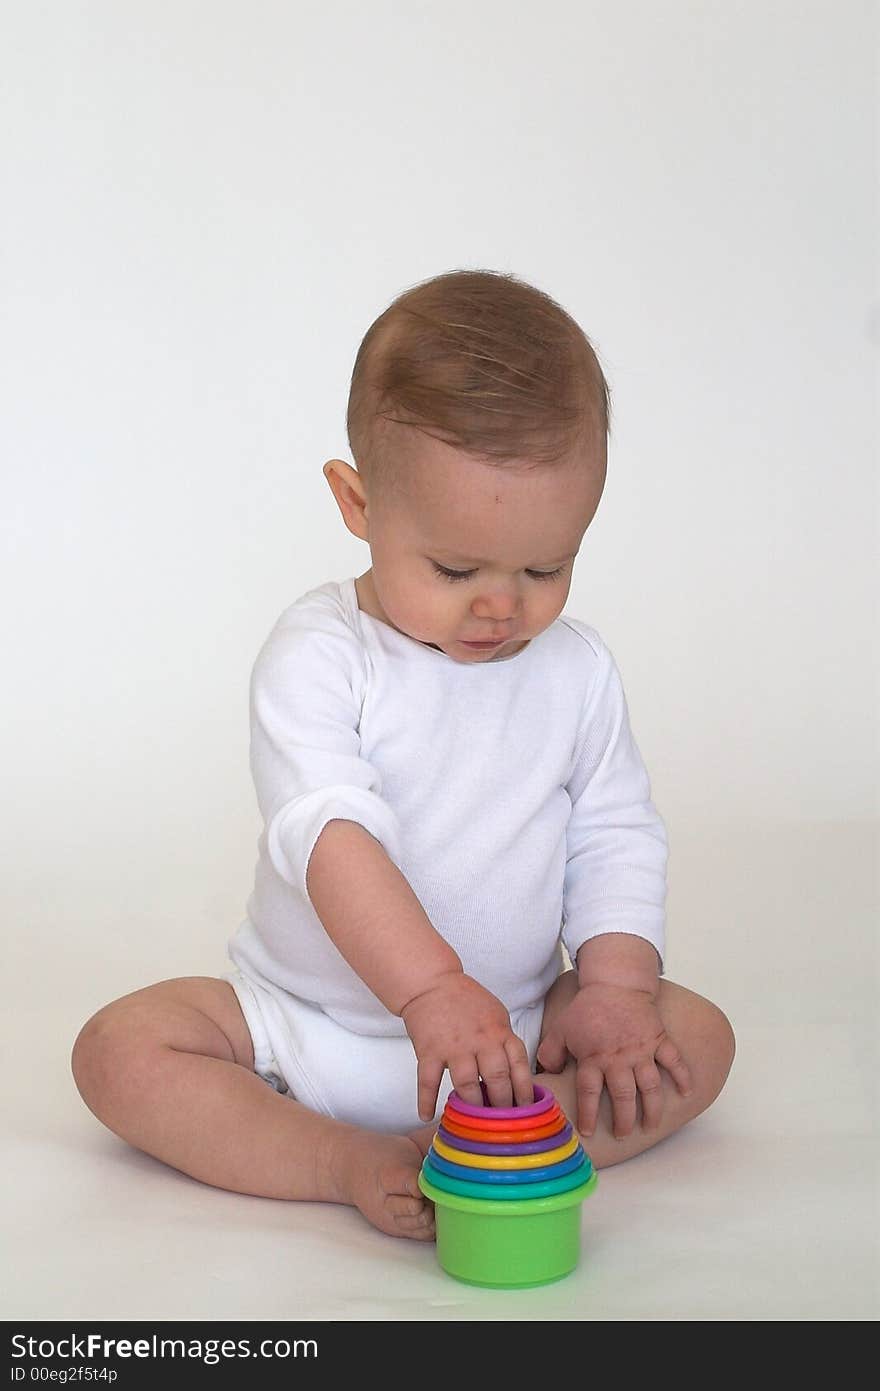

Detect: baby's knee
[693, 998, 736, 1107]
[72, 1003, 127, 1110]
[71, 997, 161, 1115]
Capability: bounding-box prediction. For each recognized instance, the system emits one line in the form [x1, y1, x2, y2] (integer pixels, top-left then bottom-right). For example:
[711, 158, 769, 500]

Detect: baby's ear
[322, 460, 369, 541]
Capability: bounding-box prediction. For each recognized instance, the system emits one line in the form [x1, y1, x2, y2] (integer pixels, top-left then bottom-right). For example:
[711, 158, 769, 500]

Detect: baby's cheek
[413, 587, 450, 631]
[542, 590, 570, 628]
[395, 586, 444, 643]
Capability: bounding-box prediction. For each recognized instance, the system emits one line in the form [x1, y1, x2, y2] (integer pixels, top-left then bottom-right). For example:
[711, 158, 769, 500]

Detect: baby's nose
[472, 589, 520, 620]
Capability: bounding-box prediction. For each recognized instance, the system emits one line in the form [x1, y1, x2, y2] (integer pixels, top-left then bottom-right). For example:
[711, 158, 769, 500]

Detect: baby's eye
[432, 563, 476, 582]
[430, 562, 567, 583]
[528, 566, 567, 581]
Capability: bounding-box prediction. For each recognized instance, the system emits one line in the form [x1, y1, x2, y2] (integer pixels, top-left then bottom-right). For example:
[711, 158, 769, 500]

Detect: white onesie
[226, 576, 668, 1133]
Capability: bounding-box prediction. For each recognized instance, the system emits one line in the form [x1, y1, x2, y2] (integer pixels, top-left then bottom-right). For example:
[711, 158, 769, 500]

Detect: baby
[72, 268, 735, 1242]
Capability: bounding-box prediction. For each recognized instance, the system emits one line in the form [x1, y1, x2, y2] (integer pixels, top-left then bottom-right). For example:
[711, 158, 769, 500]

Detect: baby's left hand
[536, 982, 693, 1138]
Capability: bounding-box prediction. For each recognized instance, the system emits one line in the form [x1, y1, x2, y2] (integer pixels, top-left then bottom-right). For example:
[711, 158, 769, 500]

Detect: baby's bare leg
[536, 970, 735, 1168]
[71, 978, 435, 1241]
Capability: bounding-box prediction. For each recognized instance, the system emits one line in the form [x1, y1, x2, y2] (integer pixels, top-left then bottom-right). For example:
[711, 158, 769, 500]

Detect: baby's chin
[433, 637, 529, 662]
[415, 637, 490, 660]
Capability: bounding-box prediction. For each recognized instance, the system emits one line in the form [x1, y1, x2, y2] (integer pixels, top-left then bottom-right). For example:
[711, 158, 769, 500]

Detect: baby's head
[324, 269, 609, 662]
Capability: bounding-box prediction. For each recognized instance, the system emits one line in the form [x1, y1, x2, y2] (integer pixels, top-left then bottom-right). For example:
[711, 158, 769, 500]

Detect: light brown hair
[346, 268, 610, 491]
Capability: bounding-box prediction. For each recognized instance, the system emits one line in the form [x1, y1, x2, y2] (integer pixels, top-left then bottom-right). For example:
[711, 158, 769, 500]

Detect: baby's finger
[606, 1064, 638, 1139]
[448, 1054, 483, 1108]
[535, 1025, 567, 1075]
[416, 1057, 445, 1122]
[477, 1049, 513, 1109]
[575, 1059, 604, 1136]
[504, 1036, 536, 1108]
[634, 1060, 664, 1131]
[655, 1035, 694, 1097]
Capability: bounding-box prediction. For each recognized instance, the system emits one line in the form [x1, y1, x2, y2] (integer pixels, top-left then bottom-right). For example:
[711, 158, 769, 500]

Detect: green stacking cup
[418, 1168, 598, 1288]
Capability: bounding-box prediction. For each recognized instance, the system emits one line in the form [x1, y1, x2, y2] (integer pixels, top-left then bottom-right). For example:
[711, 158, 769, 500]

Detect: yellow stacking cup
[430, 1132, 579, 1170]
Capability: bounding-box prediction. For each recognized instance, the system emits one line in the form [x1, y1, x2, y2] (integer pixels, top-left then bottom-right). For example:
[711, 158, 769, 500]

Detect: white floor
[4, 821, 877, 1321]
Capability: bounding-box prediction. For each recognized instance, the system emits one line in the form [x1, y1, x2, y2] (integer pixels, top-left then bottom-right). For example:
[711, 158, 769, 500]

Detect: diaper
[225, 967, 546, 1135]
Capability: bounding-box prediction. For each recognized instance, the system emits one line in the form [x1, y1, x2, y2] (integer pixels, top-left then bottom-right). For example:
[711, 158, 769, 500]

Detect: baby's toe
[386, 1192, 424, 1219]
[385, 1190, 434, 1236]
[392, 1208, 435, 1240]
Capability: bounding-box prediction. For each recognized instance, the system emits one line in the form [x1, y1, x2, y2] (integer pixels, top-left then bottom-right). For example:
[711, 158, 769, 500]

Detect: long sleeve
[249, 598, 405, 901]
[560, 634, 668, 970]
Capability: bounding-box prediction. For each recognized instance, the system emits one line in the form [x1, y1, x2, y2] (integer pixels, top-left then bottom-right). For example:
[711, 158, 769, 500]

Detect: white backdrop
[2, 2, 876, 1002]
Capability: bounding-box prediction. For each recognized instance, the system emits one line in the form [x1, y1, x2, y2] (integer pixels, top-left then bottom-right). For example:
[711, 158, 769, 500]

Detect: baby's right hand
[400, 971, 535, 1121]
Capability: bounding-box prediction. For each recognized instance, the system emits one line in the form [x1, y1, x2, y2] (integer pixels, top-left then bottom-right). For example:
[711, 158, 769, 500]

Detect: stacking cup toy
[418, 1084, 597, 1288]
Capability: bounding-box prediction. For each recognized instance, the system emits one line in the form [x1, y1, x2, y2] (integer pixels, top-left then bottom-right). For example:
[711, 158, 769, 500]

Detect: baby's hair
[346, 268, 610, 491]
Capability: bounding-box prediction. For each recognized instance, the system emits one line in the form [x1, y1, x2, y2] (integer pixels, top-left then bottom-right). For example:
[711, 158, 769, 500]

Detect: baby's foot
[333, 1128, 436, 1241]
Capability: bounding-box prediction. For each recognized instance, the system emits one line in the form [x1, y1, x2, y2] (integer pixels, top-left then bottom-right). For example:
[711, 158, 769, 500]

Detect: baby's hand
[400, 972, 535, 1122]
[537, 982, 693, 1138]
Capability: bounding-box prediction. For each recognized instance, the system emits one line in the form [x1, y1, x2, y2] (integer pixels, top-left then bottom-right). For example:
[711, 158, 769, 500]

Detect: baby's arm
[537, 933, 693, 1138]
[551, 629, 693, 1136]
[306, 819, 534, 1119]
